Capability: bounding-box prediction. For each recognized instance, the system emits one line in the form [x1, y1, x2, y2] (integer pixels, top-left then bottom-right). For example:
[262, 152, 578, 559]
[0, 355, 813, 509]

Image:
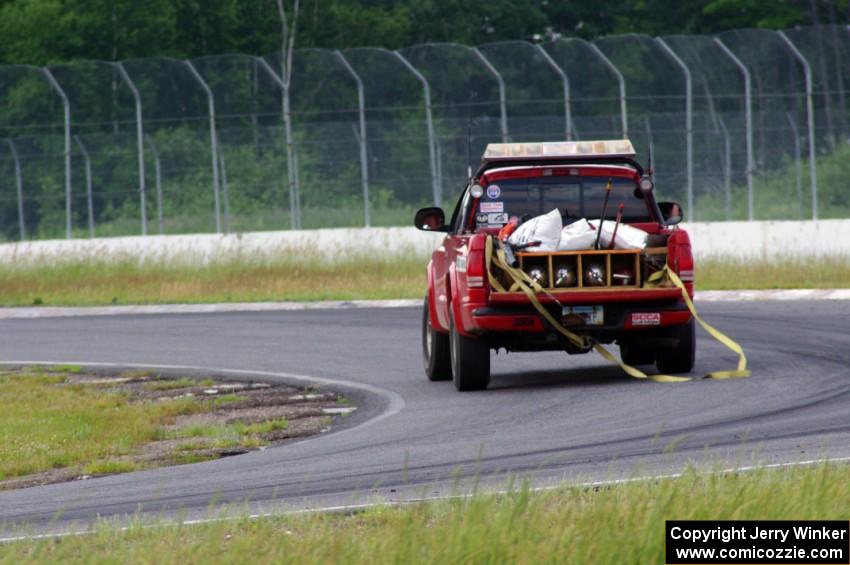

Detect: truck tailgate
[488, 287, 683, 305]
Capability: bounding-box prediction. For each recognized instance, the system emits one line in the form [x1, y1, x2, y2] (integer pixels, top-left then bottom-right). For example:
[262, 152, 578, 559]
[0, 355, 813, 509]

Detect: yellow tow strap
[484, 237, 750, 382]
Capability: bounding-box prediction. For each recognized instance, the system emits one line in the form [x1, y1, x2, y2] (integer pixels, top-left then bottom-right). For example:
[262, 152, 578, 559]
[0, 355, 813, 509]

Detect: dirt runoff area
[0, 368, 355, 491]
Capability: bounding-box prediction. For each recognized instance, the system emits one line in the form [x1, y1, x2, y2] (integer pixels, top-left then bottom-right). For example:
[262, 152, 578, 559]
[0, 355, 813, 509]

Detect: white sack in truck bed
[588, 220, 648, 250]
[557, 218, 597, 251]
[507, 208, 562, 252]
[505, 210, 648, 252]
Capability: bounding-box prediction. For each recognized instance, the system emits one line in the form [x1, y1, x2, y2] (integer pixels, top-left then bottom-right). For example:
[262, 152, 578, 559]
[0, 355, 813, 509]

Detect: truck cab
[416, 140, 695, 391]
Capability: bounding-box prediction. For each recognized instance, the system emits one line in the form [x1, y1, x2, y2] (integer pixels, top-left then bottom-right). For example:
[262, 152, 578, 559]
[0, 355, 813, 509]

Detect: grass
[2, 463, 848, 563]
[697, 256, 850, 290]
[81, 459, 140, 476]
[0, 369, 334, 486]
[213, 394, 247, 407]
[0, 254, 426, 307]
[158, 418, 287, 441]
[145, 377, 215, 391]
[0, 253, 847, 308]
[144, 378, 199, 391]
[0, 370, 201, 481]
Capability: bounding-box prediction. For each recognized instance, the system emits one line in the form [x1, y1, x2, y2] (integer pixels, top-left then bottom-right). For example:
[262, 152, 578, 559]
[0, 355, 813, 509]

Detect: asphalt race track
[0, 300, 849, 536]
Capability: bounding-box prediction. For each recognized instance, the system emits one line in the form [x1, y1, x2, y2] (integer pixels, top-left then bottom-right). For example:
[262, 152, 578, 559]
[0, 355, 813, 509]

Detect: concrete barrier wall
[0, 220, 847, 266]
[683, 219, 850, 261]
[0, 228, 446, 266]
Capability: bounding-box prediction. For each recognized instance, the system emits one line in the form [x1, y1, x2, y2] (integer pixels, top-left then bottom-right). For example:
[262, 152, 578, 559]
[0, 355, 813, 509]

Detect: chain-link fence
[1, 24, 850, 241]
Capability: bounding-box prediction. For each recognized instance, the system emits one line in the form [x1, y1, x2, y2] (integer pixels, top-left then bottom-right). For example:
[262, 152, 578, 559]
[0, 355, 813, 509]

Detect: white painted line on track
[0, 289, 848, 319]
[696, 288, 850, 301]
[0, 299, 423, 319]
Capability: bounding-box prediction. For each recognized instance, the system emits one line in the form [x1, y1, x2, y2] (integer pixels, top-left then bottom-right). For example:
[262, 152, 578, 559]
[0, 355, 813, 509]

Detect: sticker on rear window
[480, 202, 503, 213]
[476, 212, 509, 227]
[486, 185, 501, 199]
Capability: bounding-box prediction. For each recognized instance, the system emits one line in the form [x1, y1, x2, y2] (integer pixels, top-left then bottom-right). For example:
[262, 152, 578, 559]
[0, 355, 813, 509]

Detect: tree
[276, 0, 301, 229]
[0, 0, 177, 65]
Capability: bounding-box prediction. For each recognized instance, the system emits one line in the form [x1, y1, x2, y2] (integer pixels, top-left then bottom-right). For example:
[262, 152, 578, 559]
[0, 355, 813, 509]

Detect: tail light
[667, 230, 695, 293]
[678, 269, 694, 283]
[466, 248, 485, 287]
[464, 235, 490, 302]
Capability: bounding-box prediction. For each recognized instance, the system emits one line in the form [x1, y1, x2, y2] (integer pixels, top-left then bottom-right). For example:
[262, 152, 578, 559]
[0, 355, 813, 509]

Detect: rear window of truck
[464, 176, 652, 231]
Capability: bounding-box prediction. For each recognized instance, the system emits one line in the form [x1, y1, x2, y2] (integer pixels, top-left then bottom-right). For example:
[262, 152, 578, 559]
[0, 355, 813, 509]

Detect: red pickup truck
[415, 140, 695, 391]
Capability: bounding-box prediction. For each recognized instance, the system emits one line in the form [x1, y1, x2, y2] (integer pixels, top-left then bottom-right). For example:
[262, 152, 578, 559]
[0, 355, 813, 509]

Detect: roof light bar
[483, 140, 635, 161]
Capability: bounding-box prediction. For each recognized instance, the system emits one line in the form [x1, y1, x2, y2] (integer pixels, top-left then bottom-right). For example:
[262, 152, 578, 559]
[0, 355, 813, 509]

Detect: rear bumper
[461, 299, 691, 334]
[487, 287, 685, 305]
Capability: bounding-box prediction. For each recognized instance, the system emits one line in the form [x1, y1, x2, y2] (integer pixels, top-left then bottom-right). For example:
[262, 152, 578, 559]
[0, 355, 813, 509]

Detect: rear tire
[450, 312, 490, 391]
[423, 296, 452, 381]
[656, 319, 696, 374]
[619, 340, 656, 366]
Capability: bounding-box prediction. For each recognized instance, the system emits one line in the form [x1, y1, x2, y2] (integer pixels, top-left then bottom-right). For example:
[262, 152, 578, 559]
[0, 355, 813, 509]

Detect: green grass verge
[0, 255, 426, 307]
[145, 377, 215, 391]
[0, 369, 334, 485]
[0, 370, 201, 480]
[3, 464, 848, 563]
[697, 256, 850, 290]
[0, 255, 847, 307]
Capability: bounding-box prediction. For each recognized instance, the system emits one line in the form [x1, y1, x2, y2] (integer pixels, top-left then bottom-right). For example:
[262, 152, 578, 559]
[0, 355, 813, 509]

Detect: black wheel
[423, 296, 452, 381]
[450, 312, 490, 391]
[656, 319, 696, 374]
[619, 340, 656, 366]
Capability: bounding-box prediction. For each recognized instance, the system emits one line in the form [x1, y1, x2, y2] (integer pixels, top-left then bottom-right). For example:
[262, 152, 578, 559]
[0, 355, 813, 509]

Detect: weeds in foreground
[3, 464, 848, 564]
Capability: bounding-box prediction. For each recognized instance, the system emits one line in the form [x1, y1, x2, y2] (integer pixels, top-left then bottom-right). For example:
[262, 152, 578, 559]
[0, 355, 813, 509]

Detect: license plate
[562, 305, 604, 326]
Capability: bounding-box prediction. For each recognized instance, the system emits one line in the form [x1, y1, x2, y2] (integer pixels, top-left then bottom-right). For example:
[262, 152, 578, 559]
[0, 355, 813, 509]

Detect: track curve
[0, 300, 848, 534]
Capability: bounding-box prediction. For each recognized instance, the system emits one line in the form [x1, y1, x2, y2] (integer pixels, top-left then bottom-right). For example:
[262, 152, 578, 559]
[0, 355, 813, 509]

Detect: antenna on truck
[593, 177, 614, 250]
[466, 121, 473, 179]
[647, 142, 654, 180]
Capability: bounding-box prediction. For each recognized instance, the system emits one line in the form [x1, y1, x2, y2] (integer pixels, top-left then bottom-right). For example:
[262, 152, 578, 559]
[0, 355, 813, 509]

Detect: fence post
[434, 134, 443, 196]
[778, 30, 818, 220]
[184, 60, 223, 233]
[534, 44, 572, 140]
[645, 117, 656, 186]
[656, 38, 693, 222]
[716, 117, 732, 221]
[145, 134, 164, 235]
[393, 50, 441, 207]
[472, 47, 509, 142]
[785, 113, 804, 219]
[115, 62, 147, 235]
[72, 136, 95, 237]
[41, 67, 73, 239]
[255, 56, 300, 230]
[335, 50, 371, 227]
[217, 133, 231, 233]
[288, 92, 301, 230]
[713, 38, 755, 221]
[7, 139, 25, 240]
[570, 119, 581, 139]
[587, 42, 628, 139]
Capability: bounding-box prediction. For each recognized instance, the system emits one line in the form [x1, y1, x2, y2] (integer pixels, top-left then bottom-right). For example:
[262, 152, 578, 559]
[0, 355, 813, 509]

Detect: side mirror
[658, 201, 683, 226]
[414, 207, 448, 232]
